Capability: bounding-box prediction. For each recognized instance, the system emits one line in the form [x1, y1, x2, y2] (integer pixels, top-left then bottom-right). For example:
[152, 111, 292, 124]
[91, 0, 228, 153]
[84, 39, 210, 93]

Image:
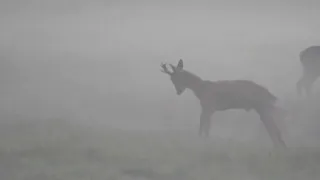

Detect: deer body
[194, 80, 277, 111]
[161, 59, 286, 148]
[297, 46, 320, 97]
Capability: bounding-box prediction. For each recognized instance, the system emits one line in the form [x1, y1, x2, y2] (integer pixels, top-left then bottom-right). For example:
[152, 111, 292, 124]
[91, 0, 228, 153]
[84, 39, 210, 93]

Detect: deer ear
[176, 59, 183, 70]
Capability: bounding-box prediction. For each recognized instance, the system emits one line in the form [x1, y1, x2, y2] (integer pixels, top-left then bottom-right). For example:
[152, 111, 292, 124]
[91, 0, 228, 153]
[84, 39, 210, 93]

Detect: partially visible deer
[161, 59, 287, 148]
[297, 46, 320, 97]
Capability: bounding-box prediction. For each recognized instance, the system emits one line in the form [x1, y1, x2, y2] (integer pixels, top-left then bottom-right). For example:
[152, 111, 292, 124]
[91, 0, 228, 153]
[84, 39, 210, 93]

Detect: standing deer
[161, 59, 287, 148]
[297, 46, 320, 97]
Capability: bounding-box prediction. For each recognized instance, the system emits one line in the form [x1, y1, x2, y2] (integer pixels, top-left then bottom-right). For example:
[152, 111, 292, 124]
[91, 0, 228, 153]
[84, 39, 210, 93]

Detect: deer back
[199, 80, 277, 111]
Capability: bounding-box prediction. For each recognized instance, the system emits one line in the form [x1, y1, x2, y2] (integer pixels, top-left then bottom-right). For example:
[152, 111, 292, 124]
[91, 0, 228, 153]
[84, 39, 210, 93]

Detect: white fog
[1, 1, 320, 179]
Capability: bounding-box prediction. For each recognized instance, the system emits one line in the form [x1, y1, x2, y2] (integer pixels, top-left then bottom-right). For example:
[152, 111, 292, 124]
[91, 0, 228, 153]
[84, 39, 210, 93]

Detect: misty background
[3, 1, 320, 180]
[1, 0, 320, 143]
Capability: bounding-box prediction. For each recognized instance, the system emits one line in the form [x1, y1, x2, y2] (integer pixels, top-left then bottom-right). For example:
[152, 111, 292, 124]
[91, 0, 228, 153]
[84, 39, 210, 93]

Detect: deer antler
[169, 64, 176, 72]
[160, 63, 173, 75]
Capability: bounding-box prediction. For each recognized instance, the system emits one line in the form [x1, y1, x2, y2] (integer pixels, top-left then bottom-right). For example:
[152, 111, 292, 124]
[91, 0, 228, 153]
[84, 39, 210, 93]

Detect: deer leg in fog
[297, 76, 311, 97]
[199, 110, 213, 138]
[299, 72, 318, 98]
[257, 108, 287, 148]
[296, 77, 304, 97]
[204, 114, 214, 138]
[271, 107, 287, 126]
[304, 79, 314, 97]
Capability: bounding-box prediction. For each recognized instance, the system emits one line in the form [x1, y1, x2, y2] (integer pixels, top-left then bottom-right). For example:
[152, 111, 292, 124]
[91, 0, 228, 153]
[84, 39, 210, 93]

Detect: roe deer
[161, 59, 287, 148]
[297, 46, 320, 97]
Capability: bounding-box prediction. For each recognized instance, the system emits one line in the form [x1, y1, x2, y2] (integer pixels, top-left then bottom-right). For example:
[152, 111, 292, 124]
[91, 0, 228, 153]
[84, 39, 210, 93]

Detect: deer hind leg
[271, 106, 288, 129]
[299, 70, 318, 98]
[199, 110, 214, 138]
[305, 77, 316, 98]
[296, 76, 305, 97]
[257, 107, 287, 149]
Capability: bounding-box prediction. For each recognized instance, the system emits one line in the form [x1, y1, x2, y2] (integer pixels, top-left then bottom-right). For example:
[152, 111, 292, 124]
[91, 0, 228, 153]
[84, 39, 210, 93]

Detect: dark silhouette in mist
[297, 46, 320, 97]
[161, 59, 287, 148]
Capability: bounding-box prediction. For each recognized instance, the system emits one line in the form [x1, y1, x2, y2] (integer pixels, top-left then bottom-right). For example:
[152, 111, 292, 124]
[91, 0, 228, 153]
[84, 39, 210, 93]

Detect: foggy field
[0, 118, 320, 180]
[2, 0, 320, 180]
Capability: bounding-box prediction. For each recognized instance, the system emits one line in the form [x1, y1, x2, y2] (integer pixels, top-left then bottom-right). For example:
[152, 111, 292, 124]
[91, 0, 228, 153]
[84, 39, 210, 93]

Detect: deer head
[160, 59, 186, 95]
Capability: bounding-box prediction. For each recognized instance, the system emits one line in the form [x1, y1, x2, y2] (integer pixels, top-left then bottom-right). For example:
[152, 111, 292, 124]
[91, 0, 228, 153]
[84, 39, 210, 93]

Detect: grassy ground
[0, 119, 320, 180]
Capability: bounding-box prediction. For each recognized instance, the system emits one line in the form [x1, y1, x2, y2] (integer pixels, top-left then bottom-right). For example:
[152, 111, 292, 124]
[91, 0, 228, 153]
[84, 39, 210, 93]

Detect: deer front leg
[304, 79, 313, 97]
[298, 72, 318, 98]
[296, 77, 304, 97]
[199, 110, 214, 138]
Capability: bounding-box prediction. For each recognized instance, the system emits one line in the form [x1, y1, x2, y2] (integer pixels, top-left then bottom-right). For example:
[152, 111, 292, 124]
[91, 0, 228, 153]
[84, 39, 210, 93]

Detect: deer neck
[183, 72, 205, 99]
